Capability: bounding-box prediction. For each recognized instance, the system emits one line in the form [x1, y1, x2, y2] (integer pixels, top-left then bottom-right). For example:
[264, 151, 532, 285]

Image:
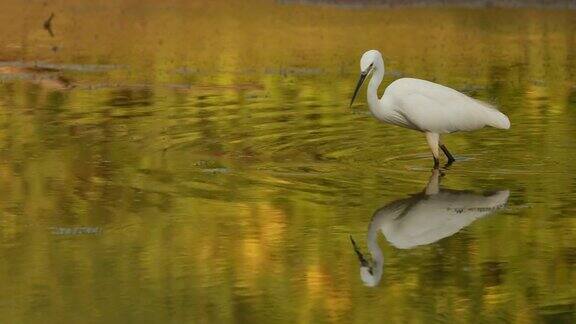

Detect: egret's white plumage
[351, 170, 510, 287]
[350, 50, 510, 166]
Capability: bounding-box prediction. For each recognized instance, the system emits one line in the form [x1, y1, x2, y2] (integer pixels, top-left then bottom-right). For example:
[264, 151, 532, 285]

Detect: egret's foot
[432, 167, 446, 177]
[440, 144, 456, 163]
[433, 157, 440, 169]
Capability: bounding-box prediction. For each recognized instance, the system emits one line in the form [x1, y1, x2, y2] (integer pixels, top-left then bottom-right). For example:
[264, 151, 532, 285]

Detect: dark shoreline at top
[278, 0, 576, 9]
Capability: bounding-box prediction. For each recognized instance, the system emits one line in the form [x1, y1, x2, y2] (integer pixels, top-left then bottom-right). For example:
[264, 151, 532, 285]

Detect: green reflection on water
[0, 1, 575, 323]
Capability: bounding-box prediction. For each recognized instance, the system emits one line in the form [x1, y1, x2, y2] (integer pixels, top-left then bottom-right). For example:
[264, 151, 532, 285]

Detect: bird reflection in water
[351, 169, 509, 287]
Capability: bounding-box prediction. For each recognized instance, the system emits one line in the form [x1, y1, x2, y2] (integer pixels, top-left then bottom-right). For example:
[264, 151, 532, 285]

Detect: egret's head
[360, 266, 379, 287]
[350, 50, 384, 108]
[350, 235, 380, 287]
[360, 49, 383, 74]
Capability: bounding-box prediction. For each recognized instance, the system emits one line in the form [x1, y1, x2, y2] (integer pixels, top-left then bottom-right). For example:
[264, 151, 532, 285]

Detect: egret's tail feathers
[488, 110, 511, 130]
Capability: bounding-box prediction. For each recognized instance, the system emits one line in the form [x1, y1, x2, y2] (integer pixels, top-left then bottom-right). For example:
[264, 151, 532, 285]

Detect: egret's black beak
[349, 65, 372, 108]
[350, 235, 369, 267]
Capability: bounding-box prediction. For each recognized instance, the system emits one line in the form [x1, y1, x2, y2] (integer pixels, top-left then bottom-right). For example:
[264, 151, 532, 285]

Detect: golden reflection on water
[0, 0, 575, 323]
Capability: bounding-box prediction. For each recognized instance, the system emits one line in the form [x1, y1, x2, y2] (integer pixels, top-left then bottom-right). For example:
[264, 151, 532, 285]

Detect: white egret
[350, 50, 510, 167]
[350, 169, 509, 287]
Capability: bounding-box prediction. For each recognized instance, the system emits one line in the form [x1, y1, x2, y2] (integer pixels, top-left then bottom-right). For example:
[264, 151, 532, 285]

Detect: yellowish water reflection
[0, 1, 574, 323]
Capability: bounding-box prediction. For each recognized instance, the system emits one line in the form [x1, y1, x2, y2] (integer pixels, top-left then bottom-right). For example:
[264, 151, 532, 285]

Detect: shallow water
[0, 1, 575, 323]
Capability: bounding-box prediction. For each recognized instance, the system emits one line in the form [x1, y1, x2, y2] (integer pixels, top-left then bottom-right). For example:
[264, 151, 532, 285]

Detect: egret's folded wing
[398, 92, 491, 133]
[383, 190, 509, 249]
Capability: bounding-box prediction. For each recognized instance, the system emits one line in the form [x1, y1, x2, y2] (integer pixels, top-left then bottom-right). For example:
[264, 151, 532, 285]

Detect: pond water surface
[0, 1, 575, 323]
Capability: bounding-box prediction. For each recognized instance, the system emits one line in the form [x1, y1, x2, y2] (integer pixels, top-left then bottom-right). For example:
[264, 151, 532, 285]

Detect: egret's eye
[366, 63, 374, 74]
[362, 64, 374, 76]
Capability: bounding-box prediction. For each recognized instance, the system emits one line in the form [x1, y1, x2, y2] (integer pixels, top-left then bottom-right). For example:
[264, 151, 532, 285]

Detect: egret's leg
[424, 168, 441, 195]
[425, 132, 440, 168]
[439, 144, 456, 163]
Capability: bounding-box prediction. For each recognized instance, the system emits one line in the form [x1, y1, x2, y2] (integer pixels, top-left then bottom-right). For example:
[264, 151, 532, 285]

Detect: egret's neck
[367, 66, 384, 113]
[367, 219, 384, 282]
